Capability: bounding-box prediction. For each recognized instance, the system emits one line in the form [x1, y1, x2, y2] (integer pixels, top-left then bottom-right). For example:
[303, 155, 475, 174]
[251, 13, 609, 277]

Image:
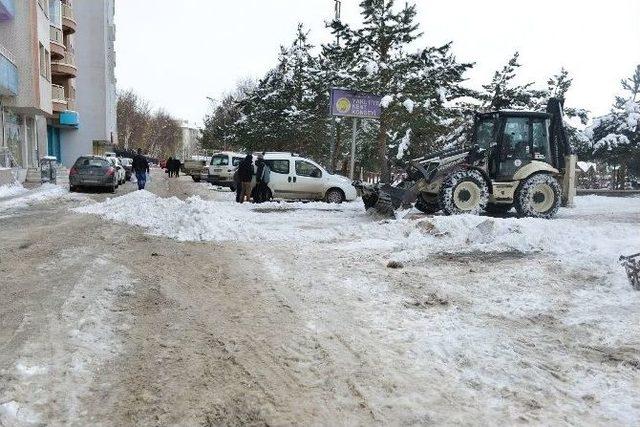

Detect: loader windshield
[474, 118, 497, 149]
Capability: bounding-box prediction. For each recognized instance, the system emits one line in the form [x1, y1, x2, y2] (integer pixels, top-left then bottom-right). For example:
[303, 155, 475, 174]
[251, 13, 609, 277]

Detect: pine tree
[479, 52, 545, 111]
[586, 65, 640, 188]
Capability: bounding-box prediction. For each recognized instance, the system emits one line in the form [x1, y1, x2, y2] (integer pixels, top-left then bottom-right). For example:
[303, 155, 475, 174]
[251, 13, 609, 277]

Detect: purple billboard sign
[330, 88, 382, 119]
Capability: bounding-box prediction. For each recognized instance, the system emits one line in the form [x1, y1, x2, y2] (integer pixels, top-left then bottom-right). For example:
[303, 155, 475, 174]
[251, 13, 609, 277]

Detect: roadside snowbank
[73, 191, 640, 271]
[0, 184, 83, 212]
[0, 182, 28, 199]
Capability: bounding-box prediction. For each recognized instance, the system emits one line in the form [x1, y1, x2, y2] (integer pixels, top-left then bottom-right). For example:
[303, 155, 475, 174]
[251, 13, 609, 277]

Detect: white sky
[115, 0, 640, 125]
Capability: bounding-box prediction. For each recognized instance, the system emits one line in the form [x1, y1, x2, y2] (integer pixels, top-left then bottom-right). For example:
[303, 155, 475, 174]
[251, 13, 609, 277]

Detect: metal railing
[52, 50, 75, 67]
[50, 25, 64, 45]
[62, 3, 74, 21]
[51, 84, 66, 102]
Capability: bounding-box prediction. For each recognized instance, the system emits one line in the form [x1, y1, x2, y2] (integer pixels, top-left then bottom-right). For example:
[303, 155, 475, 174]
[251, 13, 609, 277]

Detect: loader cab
[475, 111, 553, 181]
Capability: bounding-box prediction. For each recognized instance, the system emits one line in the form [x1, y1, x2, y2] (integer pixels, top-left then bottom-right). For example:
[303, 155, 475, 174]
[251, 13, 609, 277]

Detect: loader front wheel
[515, 174, 561, 219]
[439, 169, 489, 215]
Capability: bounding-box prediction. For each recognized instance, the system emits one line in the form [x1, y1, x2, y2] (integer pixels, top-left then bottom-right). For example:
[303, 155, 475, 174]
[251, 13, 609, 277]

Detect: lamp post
[329, 0, 342, 174]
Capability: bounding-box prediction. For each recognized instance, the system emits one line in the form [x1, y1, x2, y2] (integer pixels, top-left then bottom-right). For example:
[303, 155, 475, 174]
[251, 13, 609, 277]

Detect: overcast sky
[115, 0, 640, 126]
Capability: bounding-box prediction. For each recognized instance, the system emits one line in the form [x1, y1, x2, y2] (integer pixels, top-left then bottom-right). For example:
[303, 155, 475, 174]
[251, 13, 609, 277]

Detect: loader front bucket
[360, 184, 409, 218]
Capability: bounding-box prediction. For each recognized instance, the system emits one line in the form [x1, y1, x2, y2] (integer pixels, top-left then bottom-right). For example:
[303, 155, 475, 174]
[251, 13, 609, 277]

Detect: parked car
[69, 156, 119, 193]
[120, 158, 133, 181]
[107, 157, 126, 185]
[261, 152, 357, 203]
[182, 157, 208, 182]
[202, 151, 245, 190]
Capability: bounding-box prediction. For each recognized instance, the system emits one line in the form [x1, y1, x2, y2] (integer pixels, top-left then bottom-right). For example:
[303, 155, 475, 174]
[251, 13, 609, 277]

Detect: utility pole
[329, 0, 341, 174]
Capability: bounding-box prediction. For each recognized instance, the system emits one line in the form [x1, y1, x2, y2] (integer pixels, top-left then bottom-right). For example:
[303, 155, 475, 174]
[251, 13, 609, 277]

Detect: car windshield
[211, 155, 229, 166]
[76, 158, 109, 168]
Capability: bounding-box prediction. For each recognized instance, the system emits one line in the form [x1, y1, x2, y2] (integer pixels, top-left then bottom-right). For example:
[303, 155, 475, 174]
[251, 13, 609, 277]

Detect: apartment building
[179, 120, 202, 160]
[0, 0, 50, 177]
[0, 0, 117, 178]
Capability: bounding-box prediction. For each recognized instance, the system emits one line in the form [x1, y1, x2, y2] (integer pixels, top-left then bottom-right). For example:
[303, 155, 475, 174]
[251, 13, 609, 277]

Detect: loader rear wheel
[515, 174, 561, 219]
[439, 169, 488, 215]
[414, 195, 440, 214]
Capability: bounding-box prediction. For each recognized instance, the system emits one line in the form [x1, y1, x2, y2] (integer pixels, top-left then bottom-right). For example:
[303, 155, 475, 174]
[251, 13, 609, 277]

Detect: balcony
[0, 0, 14, 21]
[50, 26, 65, 60]
[0, 44, 18, 96]
[51, 84, 67, 112]
[61, 3, 76, 34]
[51, 51, 76, 78]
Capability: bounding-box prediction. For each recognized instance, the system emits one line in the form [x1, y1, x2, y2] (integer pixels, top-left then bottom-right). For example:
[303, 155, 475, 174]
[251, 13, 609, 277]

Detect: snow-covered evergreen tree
[329, 0, 473, 179]
[479, 52, 545, 111]
[585, 66, 640, 187]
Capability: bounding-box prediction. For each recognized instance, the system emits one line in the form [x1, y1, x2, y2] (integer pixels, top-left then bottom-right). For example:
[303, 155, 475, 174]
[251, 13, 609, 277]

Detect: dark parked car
[69, 156, 118, 193]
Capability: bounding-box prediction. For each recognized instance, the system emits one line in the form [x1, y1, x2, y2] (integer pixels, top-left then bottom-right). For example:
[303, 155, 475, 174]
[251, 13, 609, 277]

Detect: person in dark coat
[237, 154, 254, 203]
[166, 157, 174, 177]
[172, 158, 181, 177]
[233, 168, 242, 203]
[253, 154, 271, 203]
[132, 148, 150, 190]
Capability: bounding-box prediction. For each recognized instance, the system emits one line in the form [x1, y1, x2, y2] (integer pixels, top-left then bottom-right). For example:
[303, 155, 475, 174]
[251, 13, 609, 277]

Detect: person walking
[172, 158, 181, 178]
[233, 168, 242, 203]
[166, 157, 174, 177]
[254, 154, 271, 203]
[237, 154, 254, 203]
[132, 148, 150, 190]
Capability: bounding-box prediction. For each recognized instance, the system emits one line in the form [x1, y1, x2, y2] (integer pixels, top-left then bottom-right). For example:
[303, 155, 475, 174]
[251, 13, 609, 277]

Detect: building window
[38, 0, 50, 17]
[39, 43, 46, 78]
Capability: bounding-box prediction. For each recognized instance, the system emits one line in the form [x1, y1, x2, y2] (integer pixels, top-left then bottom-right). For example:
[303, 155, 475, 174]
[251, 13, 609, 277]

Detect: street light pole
[329, 0, 341, 174]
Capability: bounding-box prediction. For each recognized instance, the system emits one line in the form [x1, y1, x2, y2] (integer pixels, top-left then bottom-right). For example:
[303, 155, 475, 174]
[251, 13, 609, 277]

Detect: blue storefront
[47, 111, 79, 163]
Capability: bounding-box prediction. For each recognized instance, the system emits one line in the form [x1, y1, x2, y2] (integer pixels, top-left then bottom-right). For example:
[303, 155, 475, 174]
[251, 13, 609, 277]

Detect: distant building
[0, 0, 117, 179]
[178, 120, 201, 160]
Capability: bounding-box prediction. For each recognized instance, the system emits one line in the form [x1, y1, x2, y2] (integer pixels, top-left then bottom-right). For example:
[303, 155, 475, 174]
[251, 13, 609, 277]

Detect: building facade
[0, 0, 116, 178]
[179, 120, 202, 160]
[61, 0, 117, 165]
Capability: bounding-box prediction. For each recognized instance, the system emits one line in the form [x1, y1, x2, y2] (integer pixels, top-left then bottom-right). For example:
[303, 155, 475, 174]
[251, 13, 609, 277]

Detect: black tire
[325, 188, 344, 204]
[70, 185, 77, 193]
[229, 185, 236, 192]
[192, 176, 201, 182]
[438, 169, 489, 215]
[515, 174, 561, 219]
[414, 194, 440, 214]
[485, 203, 513, 215]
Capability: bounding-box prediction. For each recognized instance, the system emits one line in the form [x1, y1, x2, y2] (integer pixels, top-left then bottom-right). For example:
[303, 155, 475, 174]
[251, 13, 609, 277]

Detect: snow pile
[73, 192, 640, 273]
[72, 190, 366, 243]
[0, 182, 28, 199]
[0, 184, 82, 212]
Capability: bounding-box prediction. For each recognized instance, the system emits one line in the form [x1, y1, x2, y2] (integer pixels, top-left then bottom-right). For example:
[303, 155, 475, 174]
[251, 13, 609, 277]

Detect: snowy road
[1, 171, 639, 425]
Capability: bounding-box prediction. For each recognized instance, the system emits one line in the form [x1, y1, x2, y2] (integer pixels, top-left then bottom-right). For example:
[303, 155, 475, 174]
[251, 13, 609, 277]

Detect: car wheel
[192, 176, 201, 182]
[325, 188, 344, 204]
[70, 185, 77, 192]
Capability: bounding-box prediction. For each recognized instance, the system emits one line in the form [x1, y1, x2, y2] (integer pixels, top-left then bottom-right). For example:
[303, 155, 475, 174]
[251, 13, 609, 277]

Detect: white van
[262, 152, 357, 203]
[202, 151, 246, 189]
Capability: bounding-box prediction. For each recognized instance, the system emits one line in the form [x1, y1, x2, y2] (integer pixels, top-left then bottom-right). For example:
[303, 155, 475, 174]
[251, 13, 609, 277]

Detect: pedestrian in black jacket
[132, 149, 150, 190]
[237, 154, 254, 203]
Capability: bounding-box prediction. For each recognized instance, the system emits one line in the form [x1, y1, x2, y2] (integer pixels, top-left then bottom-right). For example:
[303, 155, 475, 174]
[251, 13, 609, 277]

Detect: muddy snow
[2, 175, 639, 425]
